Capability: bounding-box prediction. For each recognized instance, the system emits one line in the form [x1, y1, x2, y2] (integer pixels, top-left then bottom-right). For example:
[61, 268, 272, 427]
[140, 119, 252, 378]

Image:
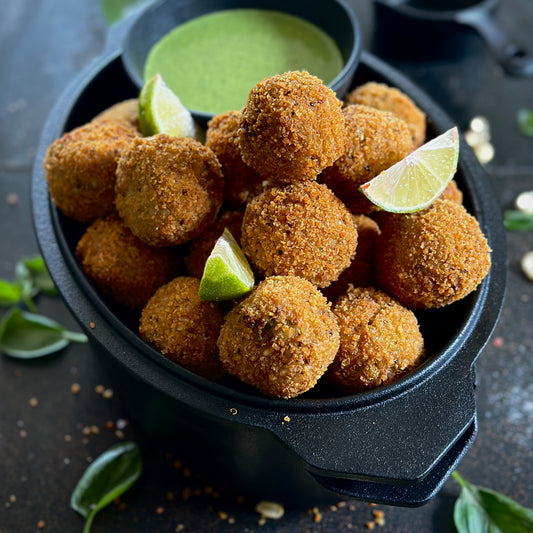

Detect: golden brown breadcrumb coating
[345, 82, 426, 148]
[43, 118, 139, 222]
[238, 71, 346, 183]
[184, 210, 244, 279]
[375, 199, 491, 309]
[440, 179, 463, 205]
[92, 98, 141, 131]
[139, 277, 225, 380]
[217, 276, 340, 398]
[322, 214, 381, 301]
[326, 286, 425, 393]
[115, 134, 223, 247]
[75, 213, 181, 310]
[319, 104, 413, 214]
[241, 181, 358, 288]
[206, 110, 269, 209]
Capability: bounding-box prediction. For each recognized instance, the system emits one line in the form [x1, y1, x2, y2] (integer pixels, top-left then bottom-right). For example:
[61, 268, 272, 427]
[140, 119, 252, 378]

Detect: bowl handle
[267, 354, 478, 506]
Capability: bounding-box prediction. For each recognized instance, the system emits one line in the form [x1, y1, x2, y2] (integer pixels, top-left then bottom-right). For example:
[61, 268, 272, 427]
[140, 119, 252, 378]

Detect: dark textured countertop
[1, 1, 532, 532]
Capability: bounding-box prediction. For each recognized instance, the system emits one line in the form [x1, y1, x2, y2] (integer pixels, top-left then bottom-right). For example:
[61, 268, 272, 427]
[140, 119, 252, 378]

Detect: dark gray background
[1, 1, 532, 531]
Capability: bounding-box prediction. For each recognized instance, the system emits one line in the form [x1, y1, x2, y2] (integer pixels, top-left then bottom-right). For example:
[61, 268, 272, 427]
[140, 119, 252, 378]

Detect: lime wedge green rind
[198, 228, 255, 302]
[138, 73, 202, 140]
[360, 126, 459, 213]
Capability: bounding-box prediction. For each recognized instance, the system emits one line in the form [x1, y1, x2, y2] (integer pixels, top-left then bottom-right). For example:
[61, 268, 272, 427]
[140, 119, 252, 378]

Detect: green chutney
[143, 9, 344, 115]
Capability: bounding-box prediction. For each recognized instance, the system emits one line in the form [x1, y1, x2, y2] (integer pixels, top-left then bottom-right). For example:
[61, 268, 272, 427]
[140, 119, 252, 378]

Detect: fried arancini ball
[345, 82, 426, 148]
[241, 181, 358, 288]
[238, 71, 346, 183]
[93, 99, 141, 131]
[206, 111, 269, 209]
[44, 118, 139, 222]
[326, 286, 424, 393]
[115, 134, 223, 247]
[440, 179, 463, 205]
[322, 215, 381, 302]
[139, 277, 225, 380]
[184, 210, 244, 279]
[75, 213, 181, 310]
[217, 276, 340, 398]
[375, 199, 491, 309]
[319, 104, 413, 214]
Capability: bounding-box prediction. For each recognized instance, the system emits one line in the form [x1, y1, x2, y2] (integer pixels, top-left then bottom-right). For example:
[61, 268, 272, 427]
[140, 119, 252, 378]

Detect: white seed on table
[470, 116, 490, 134]
[521, 251, 533, 282]
[474, 142, 495, 164]
[515, 191, 533, 214]
[255, 500, 285, 519]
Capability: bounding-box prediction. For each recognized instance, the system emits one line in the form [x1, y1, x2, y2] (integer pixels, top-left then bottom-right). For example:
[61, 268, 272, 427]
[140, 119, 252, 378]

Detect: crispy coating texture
[441, 179, 463, 205]
[375, 199, 491, 309]
[241, 181, 358, 288]
[320, 104, 413, 214]
[322, 215, 381, 301]
[346, 82, 426, 148]
[76, 213, 181, 310]
[217, 276, 340, 398]
[238, 71, 346, 183]
[115, 134, 223, 247]
[206, 111, 269, 209]
[139, 277, 225, 380]
[327, 286, 424, 393]
[93, 99, 141, 131]
[44, 118, 139, 222]
[184, 210, 244, 279]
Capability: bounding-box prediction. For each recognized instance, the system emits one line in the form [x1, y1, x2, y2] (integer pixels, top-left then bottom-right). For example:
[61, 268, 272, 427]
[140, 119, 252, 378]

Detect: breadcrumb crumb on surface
[217, 276, 340, 398]
[327, 286, 425, 393]
[241, 181, 358, 288]
[375, 198, 492, 309]
[238, 71, 346, 183]
[320, 104, 414, 215]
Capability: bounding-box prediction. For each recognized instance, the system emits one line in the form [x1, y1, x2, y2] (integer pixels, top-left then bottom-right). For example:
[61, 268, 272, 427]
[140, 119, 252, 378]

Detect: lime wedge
[198, 228, 255, 301]
[360, 126, 460, 213]
[138, 73, 201, 140]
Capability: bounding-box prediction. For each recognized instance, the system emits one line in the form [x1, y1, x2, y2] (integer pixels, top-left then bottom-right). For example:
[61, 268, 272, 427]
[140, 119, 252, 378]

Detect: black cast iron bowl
[122, 0, 362, 128]
[31, 28, 506, 506]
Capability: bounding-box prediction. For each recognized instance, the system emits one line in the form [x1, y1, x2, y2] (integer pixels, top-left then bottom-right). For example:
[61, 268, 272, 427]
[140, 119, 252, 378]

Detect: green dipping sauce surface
[144, 9, 344, 115]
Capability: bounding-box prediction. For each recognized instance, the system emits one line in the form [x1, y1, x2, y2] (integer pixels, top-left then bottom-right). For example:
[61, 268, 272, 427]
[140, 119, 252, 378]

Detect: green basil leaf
[453, 471, 533, 533]
[503, 210, 533, 231]
[0, 308, 88, 358]
[15, 256, 58, 297]
[100, 0, 151, 25]
[517, 109, 533, 138]
[0, 280, 22, 307]
[71, 442, 142, 533]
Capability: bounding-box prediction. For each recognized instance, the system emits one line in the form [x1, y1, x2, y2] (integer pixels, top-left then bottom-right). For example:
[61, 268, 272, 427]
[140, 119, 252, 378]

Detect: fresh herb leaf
[517, 109, 533, 138]
[71, 441, 142, 533]
[504, 210, 533, 231]
[100, 0, 152, 25]
[453, 471, 533, 533]
[0, 308, 88, 358]
[16, 256, 58, 296]
[0, 280, 22, 307]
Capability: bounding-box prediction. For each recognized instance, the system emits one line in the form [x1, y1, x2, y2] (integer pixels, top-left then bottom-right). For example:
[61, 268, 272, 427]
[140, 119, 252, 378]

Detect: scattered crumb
[82, 427, 91, 436]
[282, 415, 291, 424]
[90, 425, 100, 435]
[255, 501, 285, 520]
[155, 506, 165, 515]
[106, 421, 115, 430]
[9, 495, 16, 503]
[37, 520, 45, 529]
[492, 336, 504, 348]
[218, 511, 228, 520]
[102, 388, 114, 399]
[6, 192, 19, 205]
[94, 385, 105, 394]
[89, 322, 95, 329]
[19, 429, 27, 438]
[29, 398, 38, 407]
[70, 383, 81, 394]
[115, 429, 125, 439]
[366, 521, 375, 530]
[64, 434, 72, 442]
[230, 407, 238, 415]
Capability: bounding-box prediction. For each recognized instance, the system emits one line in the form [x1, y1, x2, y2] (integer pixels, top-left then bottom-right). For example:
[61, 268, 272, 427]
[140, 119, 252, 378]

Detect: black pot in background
[31, 35, 507, 506]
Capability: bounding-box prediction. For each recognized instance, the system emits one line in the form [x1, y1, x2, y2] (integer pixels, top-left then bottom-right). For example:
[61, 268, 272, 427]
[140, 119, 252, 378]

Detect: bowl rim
[120, 0, 363, 123]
